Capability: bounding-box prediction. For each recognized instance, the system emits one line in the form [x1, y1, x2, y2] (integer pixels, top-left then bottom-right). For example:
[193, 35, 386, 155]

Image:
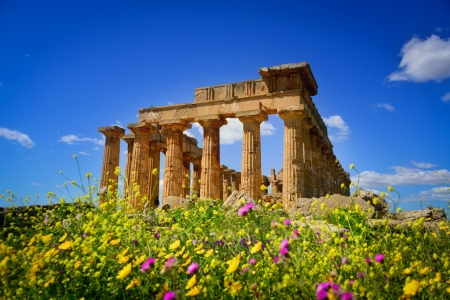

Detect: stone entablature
[99, 62, 350, 210]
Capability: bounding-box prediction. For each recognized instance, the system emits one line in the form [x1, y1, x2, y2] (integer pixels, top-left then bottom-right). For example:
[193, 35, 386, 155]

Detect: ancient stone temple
[99, 62, 351, 210]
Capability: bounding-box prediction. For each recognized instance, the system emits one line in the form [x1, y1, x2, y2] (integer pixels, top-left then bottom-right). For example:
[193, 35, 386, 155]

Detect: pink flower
[374, 253, 385, 263]
[249, 258, 257, 265]
[283, 219, 292, 225]
[273, 256, 280, 263]
[280, 247, 288, 255]
[280, 239, 289, 249]
[186, 262, 199, 275]
[163, 291, 176, 300]
[341, 256, 347, 265]
[237, 206, 249, 217]
[141, 257, 155, 273]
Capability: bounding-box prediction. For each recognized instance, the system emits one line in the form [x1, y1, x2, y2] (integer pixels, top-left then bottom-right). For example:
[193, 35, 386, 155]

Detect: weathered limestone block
[223, 190, 259, 209]
[197, 117, 226, 199]
[98, 126, 125, 192]
[237, 110, 267, 201]
[162, 196, 191, 210]
[162, 121, 191, 202]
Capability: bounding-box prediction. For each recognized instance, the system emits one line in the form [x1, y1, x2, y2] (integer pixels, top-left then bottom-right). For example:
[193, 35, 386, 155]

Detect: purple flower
[83, 233, 87, 239]
[237, 207, 249, 217]
[283, 219, 292, 225]
[163, 291, 176, 300]
[280, 247, 288, 256]
[155, 232, 160, 239]
[59, 269, 64, 275]
[280, 239, 289, 249]
[374, 253, 385, 263]
[132, 239, 138, 245]
[365, 257, 371, 264]
[294, 229, 299, 236]
[44, 216, 49, 225]
[357, 272, 366, 278]
[249, 258, 257, 265]
[186, 262, 199, 275]
[341, 256, 347, 265]
[160, 257, 177, 274]
[340, 292, 355, 300]
[273, 256, 280, 263]
[141, 257, 155, 273]
[245, 203, 254, 210]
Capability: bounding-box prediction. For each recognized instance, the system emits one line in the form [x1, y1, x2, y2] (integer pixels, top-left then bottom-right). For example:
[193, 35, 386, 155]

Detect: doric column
[278, 108, 304, 210]
[302, 121, 314, 198]
[219, 165, 228, 200]
[162, 121, 191, 201]
[222, 169, 234, 200]
[197, 117, 227, 200]
[237, 111, 267, 201]
[192, 160, 201, 198]
[182, 154, 191, 198]
[98, 126, 125, 192]
[316, 140, 325, 197]
[148, 141, 162, 207]
[128, 122, 153, 210]
[234, 172, 241, 191]
[310, 132, 319, 198]
[122, 133, 135, 195]
[231, 171, 238, 192]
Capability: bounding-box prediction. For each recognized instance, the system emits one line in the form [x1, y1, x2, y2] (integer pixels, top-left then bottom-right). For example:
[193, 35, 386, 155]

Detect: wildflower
[341, 257, 347, 265]
[59, 233, 68, 242]
[187, 262, 199, 275]
[283, 219, 292, 225]
[204, 249, 213, 258]
[152, 168, 158, 176]
[110, 238, 121, 245]
[374, 253, 385, 263]
[387, 185, 395, 192]
[185, 286, 200, 297]
[365, 257, 371, 264]
[163, 291, 176, 300]
[250, 242, 262, 254]
[341, 183, 345, 189]
[249, 258, 257, 265]
[169, 240, 181, 250]
[349, 164, 354, 170]
[86, 172, 92, 178]
[397, 207, 402, 213]
[155, 232, 160, 239]
[73, 154, 77, 159]
[226, 254, 241, 274]
[117, 263, 132, 279]
[260, 184, 268, 191]
[381, 192, 386, 198]
[403, 280, 420, 295]
[141, 257, 155, 273]
[185, 274, 197, 289]
[230, 281, 242, 296]
[58, 240, 73, 250]
[161, 257, 177, 274]
[83, 233, 87, 239]
[273, 256, 280, 263]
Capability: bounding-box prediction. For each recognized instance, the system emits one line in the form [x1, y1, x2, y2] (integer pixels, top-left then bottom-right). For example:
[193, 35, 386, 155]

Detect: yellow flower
[152, 168, 158, 176]
[185, 286, 200, 297]
[169, 240, 181, 250]
[110, 238, 121, 245]
[204, 249, 214, 258]
[59, 233, 67, 242]
[118, 256, 130, 264]
[403, 280, 420, 295]
[185, 274, 197, 290]
[58, 240, 74, 250]
[74, 261, 82, 269]
[250, 242, 262, 254]
[134, 255, 147, 267]
[230, 281, 242, 296]
[226, 254, 240, 274]
[117, 263, 132, 279]
[388, 185, 395, 192]
[28, 236, 36, 246]
[194, 243, 203, 251]
[182, 258, 192, 267]
[44, 277, 55, 288]
[126, 278, 140, 290]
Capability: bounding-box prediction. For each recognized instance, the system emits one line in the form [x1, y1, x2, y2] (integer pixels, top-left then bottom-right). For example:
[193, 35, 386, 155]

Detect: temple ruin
[99, 62, 351, 210]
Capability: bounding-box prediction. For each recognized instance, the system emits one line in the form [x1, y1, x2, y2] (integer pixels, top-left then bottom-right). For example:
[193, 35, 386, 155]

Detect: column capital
[161, 120, 192, 131]
[277, 106, 305, 120]
[98, 126, 125, 138]
[127, 122, 154, 135]
[236, 110, 268, 123]
[195, 115, 227, 127]
[122, 133, 135, 144]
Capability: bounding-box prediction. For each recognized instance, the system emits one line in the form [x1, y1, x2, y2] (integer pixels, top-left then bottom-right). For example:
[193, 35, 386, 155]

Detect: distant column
[148, 141, 162, 208]
[237, 111, 267, 201]
[162, 121, 191, 201]
[182, 154, 191, 198]
[198, 117, 226, 199]
[128, 122, 153, 210]
[302, 121, 314, 198]
[98, 126, 125, 193]
[310, 132, 319, 198]
[122, 133, 135, 196]
[192, 160, 201, 198]
[278, 108, 304, 210]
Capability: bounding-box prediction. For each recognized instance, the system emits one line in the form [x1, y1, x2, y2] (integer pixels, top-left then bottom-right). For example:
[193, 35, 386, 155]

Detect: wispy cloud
[402, 186, 450, 202]
[78, 151, 90, 156]
[373, 103, 395, 112]
[58, 134, 104, 146]
[31, 182, 43, 186]
[323, 115, 350, 142]
[25, 54, 30, 58]
[0, 127, 35, 148]
[441, 92, 450, 102]
[93, 146, 100, 151]
[411, 161, 437, 168]
[352, 166, 450, 188]
[111, 120, 124, 128]
[387, 35, 450, 82]
[183, 129, 194, 138]
[55, 185, 62, 188]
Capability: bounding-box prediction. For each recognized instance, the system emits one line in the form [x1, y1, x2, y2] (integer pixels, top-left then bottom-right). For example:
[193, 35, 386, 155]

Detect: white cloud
[93, 146, 100, 151]
[159, 179, 164, 187]
[411, 161, 437, 168]
[352, 167, 450, 188]
[402, 186, 450, 202]
[0, 127, 35, 148]
[323, 115, 350, 142]
[31, 182, 43, 186]
[168, 101, 174, 105]
[374, 103, 395, 112]
[261, 121, 276, 136]
[78, 151, 90, 156]
[122, 150, 128, 155]
[441, 92, 450, 102]
[55, 185, 62, 188]
[387, 35, 450, 82]
[183, 129, 194, 138]
[59, 134, 104, 146]
[111, 121, 124, 128]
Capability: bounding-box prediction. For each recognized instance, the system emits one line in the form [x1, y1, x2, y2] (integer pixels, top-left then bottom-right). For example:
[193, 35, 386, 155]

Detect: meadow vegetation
[1, 160, 450, 299]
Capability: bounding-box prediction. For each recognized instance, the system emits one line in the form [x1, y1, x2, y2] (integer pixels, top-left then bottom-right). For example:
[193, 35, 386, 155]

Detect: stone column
[237, 111, 267, 201]
[315, 140, 325, 197]
[234, 172, 241, 191]
[182, 154, 191, 198]
[192, 160, 201, 198]
[278, 108, 304, 210]
[98, 126, 125, 192]
[219, 165, 228, 200]
[222, 169, 234, 200]
[122, 133, 135, 193]
[231, 171, 238, 192]
[302, 121, 314, 198]
[128, 122, 154, 210]
[197, 117, 227, 200]
[162, 121, 191, 202]
[310, 132, 319, 198]
[148, 141, 162, 208]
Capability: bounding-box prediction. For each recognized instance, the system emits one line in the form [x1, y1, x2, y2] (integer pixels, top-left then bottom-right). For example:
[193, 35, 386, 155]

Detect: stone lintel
[236, 110, 268, 123]
[160, 119, 192, 130]
[98, 126, 125, 137]
[195, 115, 227, 126]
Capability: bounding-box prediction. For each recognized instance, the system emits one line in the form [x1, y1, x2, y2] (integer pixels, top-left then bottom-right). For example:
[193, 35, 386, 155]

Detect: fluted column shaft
[310, 133, 319, 198]
[238, 113, 267, 201]
[199, 119, 226, 199]
[128, 124, 153, 210]
[122, 134, 135, 197]
[163, 123, 188, 201]
[148, 142, 161, 207]
[192, 161, 201, 198]
[302, 124, 313, 198]
[278, 110, 304, 210]
[98, 126, 125, 194]
[182, 155, 191, 198]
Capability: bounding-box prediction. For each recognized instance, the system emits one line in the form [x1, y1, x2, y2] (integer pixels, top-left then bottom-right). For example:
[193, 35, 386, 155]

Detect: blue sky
[1, 0, 449, 211]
